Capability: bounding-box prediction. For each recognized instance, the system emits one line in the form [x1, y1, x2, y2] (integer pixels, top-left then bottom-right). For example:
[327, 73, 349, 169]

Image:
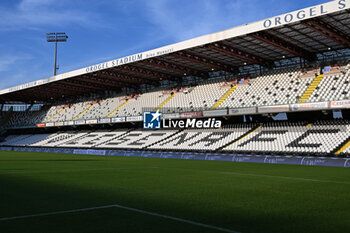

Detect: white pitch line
[111, 204, 240, 233]
[154, 167, 350, 185]
[0, 205, 116, 221]
[219, 171, 350, 185]
[0, 204, 241, 233]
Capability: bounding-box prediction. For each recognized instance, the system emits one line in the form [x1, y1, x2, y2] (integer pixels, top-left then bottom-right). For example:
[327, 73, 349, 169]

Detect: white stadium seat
[3, 120, 350, 156]
[4, 63, 350, 128]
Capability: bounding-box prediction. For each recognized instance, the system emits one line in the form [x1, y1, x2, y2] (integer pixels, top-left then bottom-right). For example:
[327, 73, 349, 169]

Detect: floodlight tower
[46, 32, 68, 76]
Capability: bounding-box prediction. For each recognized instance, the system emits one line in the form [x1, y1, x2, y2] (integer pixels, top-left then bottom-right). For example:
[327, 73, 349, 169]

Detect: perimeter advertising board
[126, 116, 143, 122]
[330, 100, 350, 109]
[75, 120, 86, 125]
[64, 121, 74, 126]
[86, 119, 98, 124]
[162, 113, 180, 119]
[258, 105, 290, 113]
[229, 107, 256, 115]
[291, 102, 329, 111]
[73, 149, 106, 156]
[111, 117, 126, 123]
[179, 111, 202, 118]
[98, 118, 111, 124]
[202, 109, 227, 117]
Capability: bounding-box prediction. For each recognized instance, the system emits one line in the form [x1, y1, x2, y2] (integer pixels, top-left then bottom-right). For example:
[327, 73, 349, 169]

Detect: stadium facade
[1, 0, 350, 167]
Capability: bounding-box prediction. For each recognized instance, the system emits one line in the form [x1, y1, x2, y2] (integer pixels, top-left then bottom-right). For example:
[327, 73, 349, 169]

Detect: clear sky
[0, 0, 330, 90]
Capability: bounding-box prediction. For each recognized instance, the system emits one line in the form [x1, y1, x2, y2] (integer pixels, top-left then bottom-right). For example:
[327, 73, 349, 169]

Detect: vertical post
[54, 39, 58, 76]
[47, 32, 67, 76]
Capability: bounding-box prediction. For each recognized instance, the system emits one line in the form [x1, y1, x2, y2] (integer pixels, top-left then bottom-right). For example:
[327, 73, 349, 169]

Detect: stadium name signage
[162, 118, 222, 129]
[263, 0, 347, 29]
[85, 53, 143, 73]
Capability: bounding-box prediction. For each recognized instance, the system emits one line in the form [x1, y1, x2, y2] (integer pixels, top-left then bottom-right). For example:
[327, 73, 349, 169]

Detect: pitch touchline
[219, 171, 350, 185]
[0, 204, 240, 233]
[155, 167, 350, 185]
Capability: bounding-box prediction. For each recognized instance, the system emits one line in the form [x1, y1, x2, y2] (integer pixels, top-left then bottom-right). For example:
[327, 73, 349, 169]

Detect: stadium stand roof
[1, 0, 350, 103]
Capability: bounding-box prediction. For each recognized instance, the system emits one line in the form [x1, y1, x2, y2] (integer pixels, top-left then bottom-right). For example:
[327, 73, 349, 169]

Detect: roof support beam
[75, 76, 125, 89]
[34, 85, 78, 95]
[98, 72, 154, 85]
[141, 58, 203, 76]
[114, 65, 167, 82]
[59, 80, 106, 91]
[49, 83, 88, 94]
[116, 66, 160, 80]
[1, 87, 77, 102]
[208, 42, 266, 66]
[171, 51, 230, 71]
[24, 86, 79, 100]
[284, 25, 330, 49]
[126, 65, 179, 81]
[250, 31, 315, 59]
[302, 18, 350, 48]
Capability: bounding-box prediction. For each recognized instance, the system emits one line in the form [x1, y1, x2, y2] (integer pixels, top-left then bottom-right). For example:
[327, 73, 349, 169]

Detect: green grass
[0, 151, 349, 233]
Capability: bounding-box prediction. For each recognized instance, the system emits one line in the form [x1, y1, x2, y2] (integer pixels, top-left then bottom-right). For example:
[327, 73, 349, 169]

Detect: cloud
[0, 53, 51, 90]
[142, 0, 329, 42]
[0, 72, 28, 90]
[0, 54, 32, 72]
[0, 0, 105, 31]
[0, 54, 34, 89]
[18, 0, 56, 10]
[143, 0, 265, 42]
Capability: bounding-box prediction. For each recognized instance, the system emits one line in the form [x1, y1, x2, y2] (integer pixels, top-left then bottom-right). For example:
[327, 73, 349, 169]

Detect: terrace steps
[210, 85, 237, 110]
[297, 74, 324, 103]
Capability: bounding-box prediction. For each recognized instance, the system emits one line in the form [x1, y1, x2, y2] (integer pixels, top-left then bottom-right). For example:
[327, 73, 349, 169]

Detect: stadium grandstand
[1, 0, 350, 167]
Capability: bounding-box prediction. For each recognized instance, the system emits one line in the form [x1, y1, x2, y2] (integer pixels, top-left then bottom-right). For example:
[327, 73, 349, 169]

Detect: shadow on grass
[0, 155, 349, 233]
[0, 159, 104, 162]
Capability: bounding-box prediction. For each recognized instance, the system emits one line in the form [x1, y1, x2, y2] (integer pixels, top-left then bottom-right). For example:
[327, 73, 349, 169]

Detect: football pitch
[0, 151, 349, 233]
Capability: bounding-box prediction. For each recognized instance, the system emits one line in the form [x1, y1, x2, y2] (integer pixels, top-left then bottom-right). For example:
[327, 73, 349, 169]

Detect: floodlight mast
[46, 32, 68, 76]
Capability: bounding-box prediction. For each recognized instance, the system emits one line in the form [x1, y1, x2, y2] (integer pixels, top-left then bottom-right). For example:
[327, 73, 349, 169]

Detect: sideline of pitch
[153, 166, 350, 185]
[219, 171, 350, 185]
